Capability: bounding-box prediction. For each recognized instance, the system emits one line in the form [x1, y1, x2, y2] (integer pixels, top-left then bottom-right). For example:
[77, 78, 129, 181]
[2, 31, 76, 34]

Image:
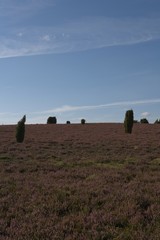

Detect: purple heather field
[0, 123, 160, 239]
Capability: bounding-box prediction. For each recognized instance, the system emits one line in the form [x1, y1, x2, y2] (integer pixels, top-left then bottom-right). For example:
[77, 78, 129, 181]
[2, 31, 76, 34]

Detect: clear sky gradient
[0, 0, 160, 124]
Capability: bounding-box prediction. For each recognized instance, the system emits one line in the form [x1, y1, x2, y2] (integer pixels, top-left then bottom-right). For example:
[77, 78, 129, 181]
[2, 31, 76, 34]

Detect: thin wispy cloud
[0, 15, 160, 58]
[32, 98, 160, 115]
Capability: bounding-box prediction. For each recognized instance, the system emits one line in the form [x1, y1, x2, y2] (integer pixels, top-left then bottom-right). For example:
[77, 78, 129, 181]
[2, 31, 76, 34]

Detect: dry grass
[0, 123, 160, 239]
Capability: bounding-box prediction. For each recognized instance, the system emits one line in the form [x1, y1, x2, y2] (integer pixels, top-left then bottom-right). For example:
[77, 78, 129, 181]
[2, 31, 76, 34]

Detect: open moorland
[0, 123, 160, 240]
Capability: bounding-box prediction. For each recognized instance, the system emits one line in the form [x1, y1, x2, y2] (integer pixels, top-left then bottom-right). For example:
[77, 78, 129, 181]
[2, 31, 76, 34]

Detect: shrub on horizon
[81, 119, 86, 124]
[16, 115, 26, 143]
[124, 110, 134, 134]
[66, 121, 71, 124]
[140, 118, 149, 124]
[47, 116, 57, 124]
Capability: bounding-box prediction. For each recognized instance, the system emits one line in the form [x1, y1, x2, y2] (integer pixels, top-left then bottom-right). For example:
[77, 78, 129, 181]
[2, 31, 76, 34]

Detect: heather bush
[81, 119, 86, 124]
[47, 116, 57, 124]
[124, 110, 134, 133]
[16, 115, 26, 143]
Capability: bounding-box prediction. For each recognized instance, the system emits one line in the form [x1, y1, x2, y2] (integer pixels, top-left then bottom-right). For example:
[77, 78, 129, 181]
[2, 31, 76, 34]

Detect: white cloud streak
[32, 98, 160, 115]
[0, 17, 160, 58]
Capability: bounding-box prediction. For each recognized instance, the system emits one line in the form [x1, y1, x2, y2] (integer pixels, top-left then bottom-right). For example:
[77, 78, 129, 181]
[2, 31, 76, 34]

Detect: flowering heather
[0, 123, 160, 239]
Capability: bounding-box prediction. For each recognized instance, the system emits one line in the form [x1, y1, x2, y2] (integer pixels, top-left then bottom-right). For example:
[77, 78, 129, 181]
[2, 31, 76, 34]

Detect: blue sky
[0, 0, 160, 124]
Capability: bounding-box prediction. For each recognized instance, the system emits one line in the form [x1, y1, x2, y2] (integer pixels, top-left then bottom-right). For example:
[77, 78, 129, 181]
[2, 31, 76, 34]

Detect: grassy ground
[0, 123, 160, 239]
